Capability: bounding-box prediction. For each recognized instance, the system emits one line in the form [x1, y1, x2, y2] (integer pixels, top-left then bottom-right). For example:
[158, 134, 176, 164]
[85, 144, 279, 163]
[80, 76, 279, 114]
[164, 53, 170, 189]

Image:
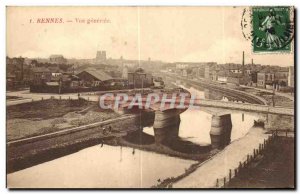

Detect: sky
[6, 6, 294, 66]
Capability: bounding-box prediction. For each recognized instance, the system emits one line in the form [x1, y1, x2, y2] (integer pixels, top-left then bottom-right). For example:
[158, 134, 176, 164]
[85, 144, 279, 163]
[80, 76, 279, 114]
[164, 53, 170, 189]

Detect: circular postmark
[241, 6, 294, 53]
[241, 7, 253, 41]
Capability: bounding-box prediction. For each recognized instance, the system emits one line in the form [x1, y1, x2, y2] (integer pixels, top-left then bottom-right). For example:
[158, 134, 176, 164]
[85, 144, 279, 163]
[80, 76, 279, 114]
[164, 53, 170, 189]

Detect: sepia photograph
[5, 5, 295, 189]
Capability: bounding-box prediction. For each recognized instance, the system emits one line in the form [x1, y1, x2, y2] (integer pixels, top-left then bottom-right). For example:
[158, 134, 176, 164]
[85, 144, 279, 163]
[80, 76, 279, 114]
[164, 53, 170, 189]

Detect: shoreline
[151, 126, 267, 188]
[7, 131, 213, 174]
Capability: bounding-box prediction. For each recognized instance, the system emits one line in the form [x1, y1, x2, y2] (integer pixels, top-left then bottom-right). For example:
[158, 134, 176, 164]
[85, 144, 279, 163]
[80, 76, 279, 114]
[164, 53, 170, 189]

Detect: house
[227, 73, 250, 86]
[217, 69, 230, 82]
[274, 67, 289, 87]
[257, 68, 275, 88]
[128, 68, 153, 89]
[30, 72, 81, 93]
[48, 66, 64, 79]
[76, 69, 113, 87]
[223, 63, 242, 74]
[31, 67, 52, 83]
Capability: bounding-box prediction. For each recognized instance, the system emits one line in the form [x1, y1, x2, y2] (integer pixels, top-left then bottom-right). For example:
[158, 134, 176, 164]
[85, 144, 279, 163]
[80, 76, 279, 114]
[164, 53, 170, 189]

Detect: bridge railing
[196, 99, 294, 116]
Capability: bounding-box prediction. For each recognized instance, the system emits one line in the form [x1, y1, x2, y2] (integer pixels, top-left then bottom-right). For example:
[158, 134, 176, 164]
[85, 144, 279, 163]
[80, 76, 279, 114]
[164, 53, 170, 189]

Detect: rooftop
[77, 69, 113, 81]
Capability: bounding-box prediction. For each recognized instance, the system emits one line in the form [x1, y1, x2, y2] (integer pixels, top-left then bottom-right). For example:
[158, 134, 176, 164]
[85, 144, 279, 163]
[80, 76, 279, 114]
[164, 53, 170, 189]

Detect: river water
[145, 85, 257, 146]
[7, 85, 258, 188]
[7, 145, 196, 188]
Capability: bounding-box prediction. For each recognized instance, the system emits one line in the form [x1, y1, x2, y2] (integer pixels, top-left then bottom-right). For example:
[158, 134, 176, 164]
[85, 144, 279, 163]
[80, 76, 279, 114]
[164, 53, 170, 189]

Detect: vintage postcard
[6, 6, 295, 189]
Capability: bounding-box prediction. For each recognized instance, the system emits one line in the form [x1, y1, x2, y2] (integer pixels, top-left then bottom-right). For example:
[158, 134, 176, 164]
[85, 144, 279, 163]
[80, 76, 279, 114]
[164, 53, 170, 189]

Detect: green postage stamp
[252, 7, 294, 53]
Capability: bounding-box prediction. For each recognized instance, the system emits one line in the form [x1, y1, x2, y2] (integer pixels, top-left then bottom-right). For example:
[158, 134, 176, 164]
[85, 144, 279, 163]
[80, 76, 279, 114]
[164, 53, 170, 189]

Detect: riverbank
[226, 136, 294, 188]
[7, 99, 119, 141]
[7, 98, 213, 173]
[106, 131, 212, 161]
[154, 127, 269, 188]
[7, 114, 139, 173]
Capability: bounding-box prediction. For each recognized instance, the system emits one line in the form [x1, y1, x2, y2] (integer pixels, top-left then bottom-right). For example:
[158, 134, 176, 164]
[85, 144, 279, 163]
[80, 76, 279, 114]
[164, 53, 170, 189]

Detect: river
[7, 145, 196, 188]
[7, 85, 258, 188]
[144, 85, 257, 145]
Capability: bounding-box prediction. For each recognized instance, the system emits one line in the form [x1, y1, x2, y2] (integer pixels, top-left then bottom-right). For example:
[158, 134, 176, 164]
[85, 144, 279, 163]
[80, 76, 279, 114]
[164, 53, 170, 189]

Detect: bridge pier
[210, 114, 232, 149]
[153, 110, 181, 145]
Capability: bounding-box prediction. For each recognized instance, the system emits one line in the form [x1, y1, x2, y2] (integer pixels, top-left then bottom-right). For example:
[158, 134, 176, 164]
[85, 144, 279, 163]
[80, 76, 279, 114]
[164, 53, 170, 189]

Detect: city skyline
[7, 7, 294, 66]
[6, 51, 292, 68]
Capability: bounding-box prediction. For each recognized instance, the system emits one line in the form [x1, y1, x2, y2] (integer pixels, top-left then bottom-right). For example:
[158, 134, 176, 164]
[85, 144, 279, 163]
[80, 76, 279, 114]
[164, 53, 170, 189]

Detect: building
[204, 63, 219, 81]
[274, 67, 289, 87]
[223, 63, 243, 74]
[7, 57, 25, 82]
[194, 66, 206, 78]
[49, 55, 67, 64]
[122, 66, 129, 79]
[123, 62, 138, 68]
[48, 66, 64, 78]
[58, 74, 81, 92]
[288, 66, 294, 87]
[30, 72, 81, 94]
[176, 63, 189, 69]
[227, 73, 250, 85]
[30, 67, 52, 83]
[128, 68, 153, 89]
[204, 65, 210, 80]
[257, 68, 275, 88]
[217, 69, 230, 82]
[29, 67, 53, 92]
[95, 51, 107, 64]
[249, 70, 259, 85]
[76, 69, 113, 87]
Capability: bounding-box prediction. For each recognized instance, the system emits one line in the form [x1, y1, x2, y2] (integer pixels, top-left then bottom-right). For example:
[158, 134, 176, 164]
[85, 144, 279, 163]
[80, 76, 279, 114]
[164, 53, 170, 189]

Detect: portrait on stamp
[252, 7, 294, 53]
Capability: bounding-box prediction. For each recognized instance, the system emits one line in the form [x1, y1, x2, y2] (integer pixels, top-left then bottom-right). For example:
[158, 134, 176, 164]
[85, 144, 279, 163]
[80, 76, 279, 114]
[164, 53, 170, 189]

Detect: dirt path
[173, 127, 269, 188]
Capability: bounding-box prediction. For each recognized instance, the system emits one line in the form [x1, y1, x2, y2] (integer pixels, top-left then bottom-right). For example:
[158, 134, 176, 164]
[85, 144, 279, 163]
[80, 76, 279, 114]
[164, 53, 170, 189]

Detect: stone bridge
[100, 88, 293, 149]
